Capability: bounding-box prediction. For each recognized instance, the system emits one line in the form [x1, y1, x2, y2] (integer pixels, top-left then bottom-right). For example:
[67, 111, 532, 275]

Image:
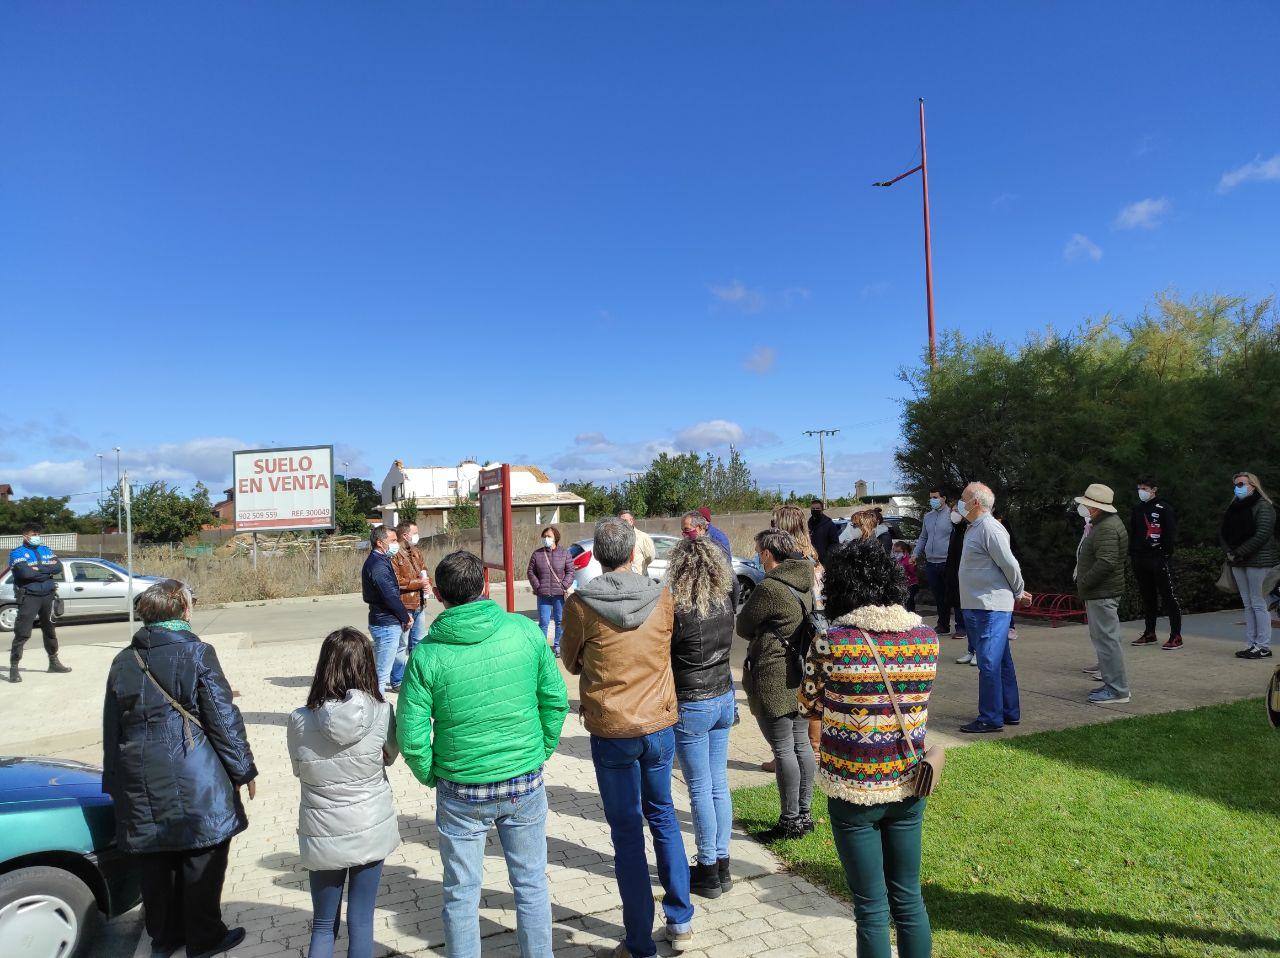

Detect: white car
[0, 558, 164, 631]
[568, 534, 764, 609]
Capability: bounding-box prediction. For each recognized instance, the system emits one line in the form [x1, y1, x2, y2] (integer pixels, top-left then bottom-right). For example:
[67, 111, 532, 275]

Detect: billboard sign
[233, 445, 335, 532]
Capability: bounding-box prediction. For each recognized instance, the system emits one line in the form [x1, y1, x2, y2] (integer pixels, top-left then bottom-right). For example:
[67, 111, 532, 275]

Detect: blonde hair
[1233, 471, 1273, 504]
[772, 505, 817, 562]
[667, 535, 734, 618]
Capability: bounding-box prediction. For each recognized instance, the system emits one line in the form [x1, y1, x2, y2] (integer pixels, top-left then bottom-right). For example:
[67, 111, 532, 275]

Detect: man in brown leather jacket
[562, 517, 695, 957]
[389, 520, 430, 691]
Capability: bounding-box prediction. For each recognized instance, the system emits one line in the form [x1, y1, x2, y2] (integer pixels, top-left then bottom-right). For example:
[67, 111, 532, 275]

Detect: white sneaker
[956, 652, 975, 664]
[667, 925, 694, 952]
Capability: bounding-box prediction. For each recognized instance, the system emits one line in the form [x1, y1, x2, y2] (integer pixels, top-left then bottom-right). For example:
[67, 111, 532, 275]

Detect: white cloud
[675, 420, 746, 449]
[7, 460, 95, 498]
[743, 346, 777, 375]
[751, 448, 901, 496]
[708, 280, 764, 312]
[549, 420, 780, 484]
[1114, 197, 1171, 230]
[1063, 233, 1103, 263]
[1217, 153, 1280, 193]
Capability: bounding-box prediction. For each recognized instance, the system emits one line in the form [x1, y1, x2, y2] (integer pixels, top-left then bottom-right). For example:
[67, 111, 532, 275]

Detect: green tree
[398, 497, 419, 525]
[448, 495, 479, 530]
[100, 481, 216, 543]
[895, 292, 1279, 590]
[333, 484, 369, 535]
[345, 477, 381, 517]
[0, 496, 91, 536]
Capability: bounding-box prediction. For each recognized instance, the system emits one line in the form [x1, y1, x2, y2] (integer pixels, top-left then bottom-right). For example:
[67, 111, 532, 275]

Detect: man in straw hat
[1074, 483, 1132, 705]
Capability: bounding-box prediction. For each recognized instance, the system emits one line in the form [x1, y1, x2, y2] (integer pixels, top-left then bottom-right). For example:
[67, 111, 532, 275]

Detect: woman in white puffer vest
[287, 627, 401, 958]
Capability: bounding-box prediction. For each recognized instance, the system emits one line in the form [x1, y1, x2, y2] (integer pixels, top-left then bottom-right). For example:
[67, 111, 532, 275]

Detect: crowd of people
[79, 471, 1278, 958]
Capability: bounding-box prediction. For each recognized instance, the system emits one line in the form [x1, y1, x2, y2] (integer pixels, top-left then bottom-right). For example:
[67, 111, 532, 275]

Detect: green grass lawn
[733, 699, 1280, 958]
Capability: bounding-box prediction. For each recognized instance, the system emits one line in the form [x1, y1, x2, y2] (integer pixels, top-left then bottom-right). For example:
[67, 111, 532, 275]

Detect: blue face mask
[929, 497, 941, 510]
[1234, 484, 1250, 499]
[27, 536, 42, 547]
[386, 542, 400, 556]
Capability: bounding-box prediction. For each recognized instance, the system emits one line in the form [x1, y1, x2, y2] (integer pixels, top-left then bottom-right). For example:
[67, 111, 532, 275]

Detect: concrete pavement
[1, 599, 1272, 957]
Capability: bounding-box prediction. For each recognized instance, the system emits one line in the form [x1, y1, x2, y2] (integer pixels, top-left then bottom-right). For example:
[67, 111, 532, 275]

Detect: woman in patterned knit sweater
[798, 541, 938, 958]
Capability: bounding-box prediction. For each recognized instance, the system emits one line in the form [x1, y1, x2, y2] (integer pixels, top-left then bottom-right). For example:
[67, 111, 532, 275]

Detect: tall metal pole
[919, 98, 937, 367]
[124, 473, 135, 630]
[315, 531, 321, 584]
[114, 447, 122, 532]
[96, 453, 104, 557]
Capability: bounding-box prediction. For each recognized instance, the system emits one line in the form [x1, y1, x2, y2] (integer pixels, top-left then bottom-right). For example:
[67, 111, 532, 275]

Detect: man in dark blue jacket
[9, 523, 71, 682]
[363, 524, 411, 691]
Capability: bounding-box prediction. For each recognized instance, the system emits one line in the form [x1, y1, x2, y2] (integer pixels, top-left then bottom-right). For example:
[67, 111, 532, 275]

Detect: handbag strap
[133, 649, 205, 750]
[865, 639, 920, 762]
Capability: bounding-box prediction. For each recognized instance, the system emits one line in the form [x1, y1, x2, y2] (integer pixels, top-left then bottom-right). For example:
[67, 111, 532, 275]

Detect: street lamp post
[874, 97, 938, 367]
[113, 447, 122, 532]
[96, 453, 104, 556]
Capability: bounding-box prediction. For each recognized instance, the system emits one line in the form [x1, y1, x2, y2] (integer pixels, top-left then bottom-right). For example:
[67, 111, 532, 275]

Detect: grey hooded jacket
[287, 690, 400, 871]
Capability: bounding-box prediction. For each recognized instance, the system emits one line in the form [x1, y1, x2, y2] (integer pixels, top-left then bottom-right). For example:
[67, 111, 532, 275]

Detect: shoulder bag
[134, 650, 206, 750]
[866, 638, 945, 797]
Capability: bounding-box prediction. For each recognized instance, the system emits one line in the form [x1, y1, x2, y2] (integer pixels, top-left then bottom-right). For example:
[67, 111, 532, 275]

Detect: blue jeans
[674, 689, 735, 865]
[967, 609, 1020, 727]
[436, 783, 552, 958]
[536, 596, 565, 649]
[369, 622, 402, 691]
[390, 607, 427, 687]
[591, 728, 694, 958]
[307, 860, 384, 958]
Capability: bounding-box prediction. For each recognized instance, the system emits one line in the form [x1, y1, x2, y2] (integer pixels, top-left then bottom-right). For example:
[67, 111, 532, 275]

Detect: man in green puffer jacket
[397, 549, 569, 956]
[1074, 483, 1131, 707]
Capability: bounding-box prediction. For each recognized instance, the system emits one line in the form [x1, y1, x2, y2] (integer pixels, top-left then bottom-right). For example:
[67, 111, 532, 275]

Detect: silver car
[0, 558, 163, 631]
[568, 534, 764, 609]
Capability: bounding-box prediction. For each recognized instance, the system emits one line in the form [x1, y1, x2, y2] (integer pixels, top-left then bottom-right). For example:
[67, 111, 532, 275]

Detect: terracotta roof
[512, 465, 552, 483]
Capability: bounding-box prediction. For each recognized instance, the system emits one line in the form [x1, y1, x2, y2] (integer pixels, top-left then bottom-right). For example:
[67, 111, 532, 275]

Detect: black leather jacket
[671, 579, 739, 702]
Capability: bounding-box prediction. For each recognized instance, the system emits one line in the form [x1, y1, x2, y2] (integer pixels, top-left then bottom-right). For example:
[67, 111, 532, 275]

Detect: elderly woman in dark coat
[103, 579, 257, 958]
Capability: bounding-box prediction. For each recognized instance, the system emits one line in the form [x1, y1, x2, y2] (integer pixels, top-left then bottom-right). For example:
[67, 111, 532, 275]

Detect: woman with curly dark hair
[798, 541, 938, 958]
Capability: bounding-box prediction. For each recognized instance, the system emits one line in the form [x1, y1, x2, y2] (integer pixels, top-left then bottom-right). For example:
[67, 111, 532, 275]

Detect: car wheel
[0, 865, 99, 958]
[737, 576, 755, 610]
[0, 605, 16, 631]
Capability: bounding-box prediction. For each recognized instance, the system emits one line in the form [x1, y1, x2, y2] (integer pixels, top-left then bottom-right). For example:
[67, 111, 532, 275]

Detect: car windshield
[568, 543, 588, 558]
[94, 560, 137, 577]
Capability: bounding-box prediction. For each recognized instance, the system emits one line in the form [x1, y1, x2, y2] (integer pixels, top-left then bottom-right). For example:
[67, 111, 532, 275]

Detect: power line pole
[874, 97, 937, 367]
[803, 429, 840, 502]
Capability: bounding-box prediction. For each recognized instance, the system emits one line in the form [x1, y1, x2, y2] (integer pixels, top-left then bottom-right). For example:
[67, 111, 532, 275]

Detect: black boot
[717, 857, 732, 892]
[48, 656, 71, 674]
[8, 665, 19, 683]
[689, 859, 722, 900]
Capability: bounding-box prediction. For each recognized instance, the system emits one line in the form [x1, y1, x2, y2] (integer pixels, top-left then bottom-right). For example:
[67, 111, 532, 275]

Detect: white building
[379, 460, 586, 533]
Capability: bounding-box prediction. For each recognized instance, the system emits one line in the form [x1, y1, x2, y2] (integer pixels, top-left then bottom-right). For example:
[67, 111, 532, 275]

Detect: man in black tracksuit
[1129, 479, 1183, 650]
[8, 523, 72, 682]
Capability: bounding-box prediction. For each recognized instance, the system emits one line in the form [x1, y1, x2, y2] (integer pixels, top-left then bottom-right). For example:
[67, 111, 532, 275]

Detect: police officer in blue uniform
[8, 523, 71, 683]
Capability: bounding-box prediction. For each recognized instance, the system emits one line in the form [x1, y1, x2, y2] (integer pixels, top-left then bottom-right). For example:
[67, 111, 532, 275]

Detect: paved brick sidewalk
[3, 636, 857, 957]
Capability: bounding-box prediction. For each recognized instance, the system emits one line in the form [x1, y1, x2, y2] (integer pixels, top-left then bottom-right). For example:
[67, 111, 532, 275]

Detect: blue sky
[3, 2, 1278, 508]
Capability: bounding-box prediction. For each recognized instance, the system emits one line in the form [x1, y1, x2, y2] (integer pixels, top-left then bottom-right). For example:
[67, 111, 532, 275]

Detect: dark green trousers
[829, 794, 932, 958]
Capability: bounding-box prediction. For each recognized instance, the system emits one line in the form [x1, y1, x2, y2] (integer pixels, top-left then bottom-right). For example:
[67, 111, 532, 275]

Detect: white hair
[966, 482, 996, 511]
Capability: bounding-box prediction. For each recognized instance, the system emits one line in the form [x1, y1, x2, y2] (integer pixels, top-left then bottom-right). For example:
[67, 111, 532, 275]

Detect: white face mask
[409, 533, 420, 545]
[839, 524, 862, 543]
[1137, 489, 1152, 503]
[1077, 504, 1092, 519]
[949, 509, 963, 525]
[543, 537, 555, 549]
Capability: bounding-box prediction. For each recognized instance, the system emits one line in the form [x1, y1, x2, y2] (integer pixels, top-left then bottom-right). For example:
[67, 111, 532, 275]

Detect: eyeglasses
[1234, 482, 1248, 489]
